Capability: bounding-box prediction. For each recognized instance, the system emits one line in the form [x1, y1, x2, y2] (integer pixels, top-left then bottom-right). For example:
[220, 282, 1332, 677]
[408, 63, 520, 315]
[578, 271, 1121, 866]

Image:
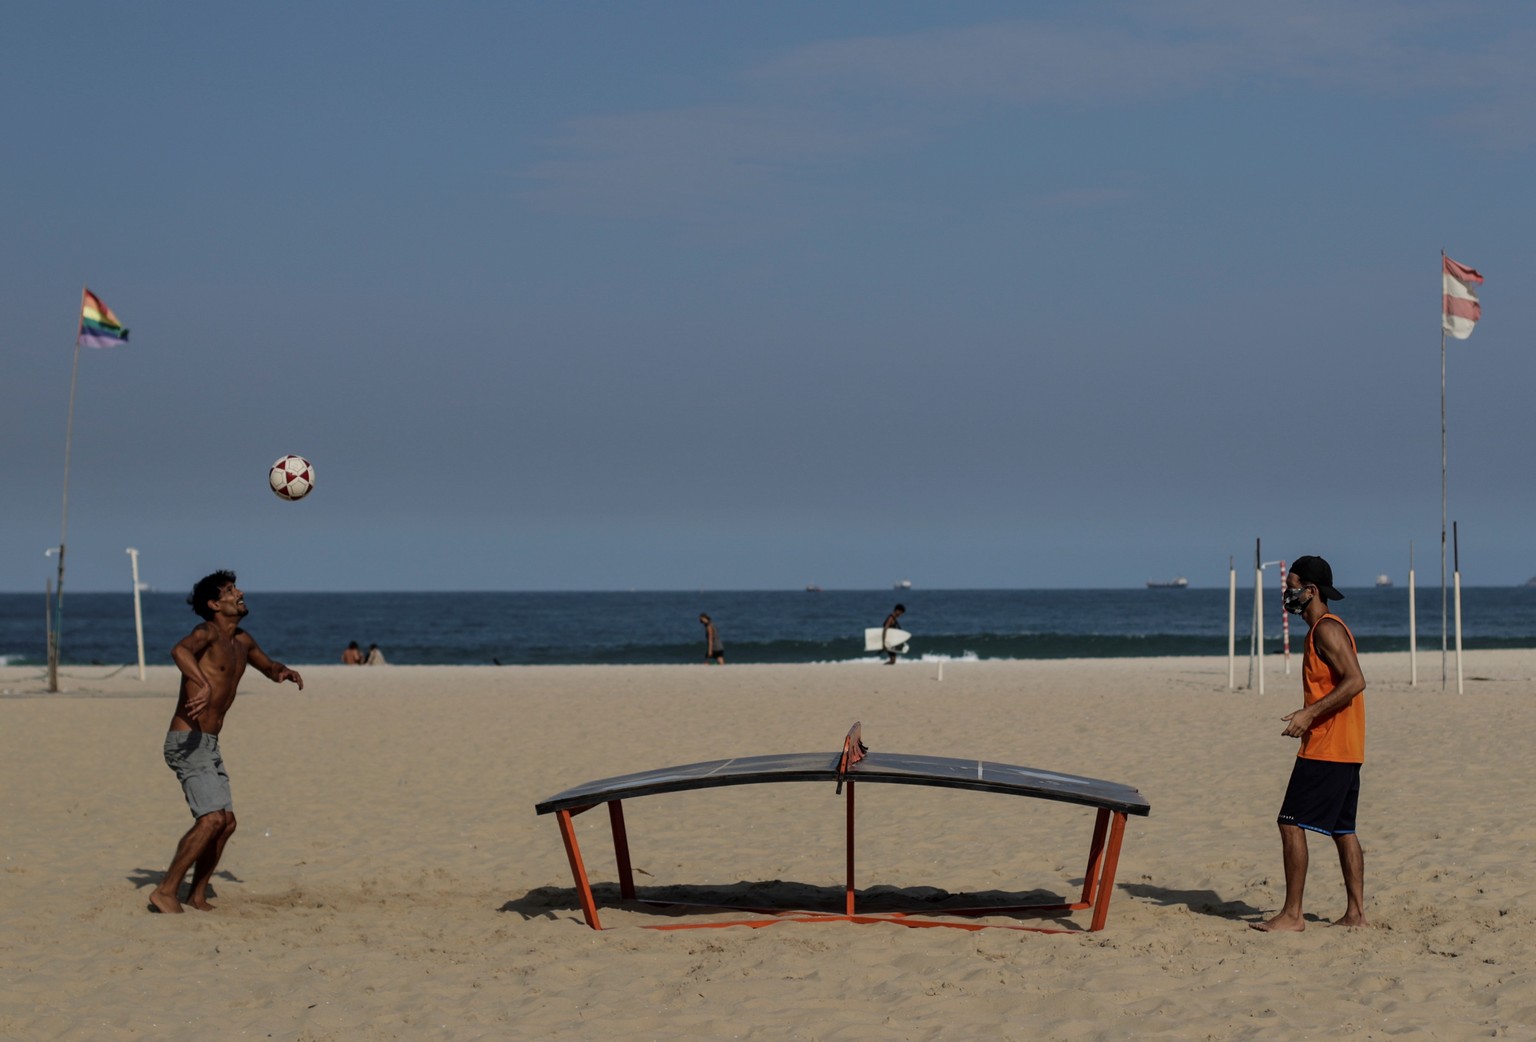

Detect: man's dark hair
[188, 570, 237, 620]
[893, 604, 905, 613]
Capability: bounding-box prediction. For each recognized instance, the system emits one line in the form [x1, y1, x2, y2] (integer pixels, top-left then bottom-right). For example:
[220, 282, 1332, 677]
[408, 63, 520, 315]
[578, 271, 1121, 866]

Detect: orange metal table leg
[1079, 808, 1111, 907]
[608, 800, 636, 901]
[1088, 811, 1128, 932]
[845, 780, 857, 916]
[556, 808, 603, 930]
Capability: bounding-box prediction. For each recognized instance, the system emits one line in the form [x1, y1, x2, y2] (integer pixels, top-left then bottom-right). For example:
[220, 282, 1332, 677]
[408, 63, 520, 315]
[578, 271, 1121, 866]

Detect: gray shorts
[163, 731, 233, 818]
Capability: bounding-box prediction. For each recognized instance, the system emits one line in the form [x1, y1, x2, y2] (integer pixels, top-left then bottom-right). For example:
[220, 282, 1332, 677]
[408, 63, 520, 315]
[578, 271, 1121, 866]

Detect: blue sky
[4, 1, 1534, 592]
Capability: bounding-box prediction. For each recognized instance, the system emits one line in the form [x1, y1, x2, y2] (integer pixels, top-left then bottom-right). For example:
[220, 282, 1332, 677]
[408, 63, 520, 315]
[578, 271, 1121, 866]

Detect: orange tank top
[1298, 613, 1365, 763]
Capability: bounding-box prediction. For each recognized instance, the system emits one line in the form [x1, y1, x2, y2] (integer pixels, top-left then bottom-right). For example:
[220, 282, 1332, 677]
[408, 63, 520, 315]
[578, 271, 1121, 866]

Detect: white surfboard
[864, 627, 912, 653]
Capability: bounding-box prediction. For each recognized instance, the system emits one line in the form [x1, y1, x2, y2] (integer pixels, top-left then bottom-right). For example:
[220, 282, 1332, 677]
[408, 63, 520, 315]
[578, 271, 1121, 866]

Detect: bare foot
[1250, 912, 1305, 932]
[1332, 914, 1368, 928]
[186, 897, 216, 911]
[147, 891, 184, 914]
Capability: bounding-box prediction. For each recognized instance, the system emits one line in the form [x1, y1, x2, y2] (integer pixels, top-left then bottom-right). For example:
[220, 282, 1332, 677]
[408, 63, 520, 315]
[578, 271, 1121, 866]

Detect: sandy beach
[3, 652, 1534, 1041]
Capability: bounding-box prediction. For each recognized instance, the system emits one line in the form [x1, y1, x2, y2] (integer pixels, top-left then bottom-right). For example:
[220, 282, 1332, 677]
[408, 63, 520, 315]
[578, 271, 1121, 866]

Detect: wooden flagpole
[49, 289, 85, 693]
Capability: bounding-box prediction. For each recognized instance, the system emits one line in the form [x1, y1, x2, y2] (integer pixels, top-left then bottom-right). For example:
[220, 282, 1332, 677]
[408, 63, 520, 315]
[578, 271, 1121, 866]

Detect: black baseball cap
[1289, 555, 1343, 600]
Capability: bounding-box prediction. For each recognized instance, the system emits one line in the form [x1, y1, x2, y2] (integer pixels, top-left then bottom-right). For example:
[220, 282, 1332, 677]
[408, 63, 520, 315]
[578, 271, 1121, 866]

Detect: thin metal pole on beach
[1440, 286, 1449, 689]
[1453, 522, 1464, 695]
[1409, 541, 1417, 687]
[49, 312, 85, 693]
[1227, 556, 1236, 690]
[1253, 539, 1264, 695]
[1256, 556, 1289, 693]
[127, 548, 146, 682]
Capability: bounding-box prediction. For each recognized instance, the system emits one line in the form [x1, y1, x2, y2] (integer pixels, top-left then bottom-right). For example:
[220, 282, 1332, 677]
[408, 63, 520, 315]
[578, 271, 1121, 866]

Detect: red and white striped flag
[1442, 254, 1483, 340]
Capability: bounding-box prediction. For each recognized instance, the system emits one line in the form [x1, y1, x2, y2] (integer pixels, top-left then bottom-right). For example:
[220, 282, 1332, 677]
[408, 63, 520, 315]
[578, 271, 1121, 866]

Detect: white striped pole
[1280, 560, 1291, 674]
[1453, 522, 1464, 695]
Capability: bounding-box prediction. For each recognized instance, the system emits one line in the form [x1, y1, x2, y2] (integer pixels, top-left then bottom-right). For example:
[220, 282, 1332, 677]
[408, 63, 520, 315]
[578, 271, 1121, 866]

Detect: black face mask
[1283, 587, 1313, 615]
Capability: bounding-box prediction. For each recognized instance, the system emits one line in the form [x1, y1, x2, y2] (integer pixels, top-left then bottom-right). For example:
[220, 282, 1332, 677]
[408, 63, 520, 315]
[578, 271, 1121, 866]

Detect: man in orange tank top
[1253, 555, 1368, 932]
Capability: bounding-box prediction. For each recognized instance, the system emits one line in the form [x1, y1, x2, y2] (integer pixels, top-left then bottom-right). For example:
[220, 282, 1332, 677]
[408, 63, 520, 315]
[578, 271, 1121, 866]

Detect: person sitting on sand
[342, 641, 363, 665]
[150, 571, 302, 914]
[365, 643, 387, 665]
[1253, 555, 1368, 933]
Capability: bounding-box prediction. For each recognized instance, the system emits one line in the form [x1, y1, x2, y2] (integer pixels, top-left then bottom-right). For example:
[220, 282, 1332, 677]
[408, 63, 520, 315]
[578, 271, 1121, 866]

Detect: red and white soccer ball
[268, 454, 315, 501]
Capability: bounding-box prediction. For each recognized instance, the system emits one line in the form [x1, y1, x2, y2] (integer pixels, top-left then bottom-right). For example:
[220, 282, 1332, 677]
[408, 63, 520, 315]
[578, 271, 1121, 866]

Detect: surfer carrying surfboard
[881, 604, 906, 665]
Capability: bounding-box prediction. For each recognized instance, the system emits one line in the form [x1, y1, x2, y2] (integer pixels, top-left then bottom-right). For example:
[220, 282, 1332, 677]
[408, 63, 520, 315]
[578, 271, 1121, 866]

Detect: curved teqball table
[533, 722, 1151, 932]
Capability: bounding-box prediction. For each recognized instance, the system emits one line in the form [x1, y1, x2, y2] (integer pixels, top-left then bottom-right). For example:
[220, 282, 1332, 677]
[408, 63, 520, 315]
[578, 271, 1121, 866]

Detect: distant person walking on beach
[365, 643, 387, 665]
[1254, 555, 1368, 933]
[881, 604, 906, 665]
[699, 614, 725, 664]
[342, 641, 363, 665]
[150, 571, 303, 914]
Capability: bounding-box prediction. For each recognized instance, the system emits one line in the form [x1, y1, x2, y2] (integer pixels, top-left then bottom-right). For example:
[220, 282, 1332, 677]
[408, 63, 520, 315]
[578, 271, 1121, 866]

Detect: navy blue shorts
[1277, 757, 1360, 836]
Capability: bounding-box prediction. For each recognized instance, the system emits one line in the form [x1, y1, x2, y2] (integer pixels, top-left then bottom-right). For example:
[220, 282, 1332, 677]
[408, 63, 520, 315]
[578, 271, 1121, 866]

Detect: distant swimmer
[150, 571, 303, 914]
[882, 604, 906, 665]
[700, 614, 725, 664]
[1253, 555, 1368, 933]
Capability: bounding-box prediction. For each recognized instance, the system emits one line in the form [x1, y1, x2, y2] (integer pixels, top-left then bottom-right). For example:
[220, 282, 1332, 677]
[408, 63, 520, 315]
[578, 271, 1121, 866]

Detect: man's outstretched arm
[244, 637, 304, 690]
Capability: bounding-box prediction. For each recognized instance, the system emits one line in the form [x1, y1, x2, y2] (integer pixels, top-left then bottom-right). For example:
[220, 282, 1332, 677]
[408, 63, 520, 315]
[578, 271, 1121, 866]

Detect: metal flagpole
[1440, 250, 1448, 690]
[49, 299, 85, 693]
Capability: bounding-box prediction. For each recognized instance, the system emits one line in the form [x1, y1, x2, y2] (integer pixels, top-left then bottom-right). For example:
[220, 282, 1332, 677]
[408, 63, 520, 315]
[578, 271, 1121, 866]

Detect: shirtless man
[148, 571, 302, 914]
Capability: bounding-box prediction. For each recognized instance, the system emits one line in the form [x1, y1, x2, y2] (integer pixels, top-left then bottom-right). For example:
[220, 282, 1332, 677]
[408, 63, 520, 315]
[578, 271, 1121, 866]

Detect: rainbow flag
[78, 288, 129, 348]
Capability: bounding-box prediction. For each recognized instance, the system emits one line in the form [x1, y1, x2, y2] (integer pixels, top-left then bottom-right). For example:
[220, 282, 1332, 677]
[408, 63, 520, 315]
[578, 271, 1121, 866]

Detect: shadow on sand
[128, 867, 242, 896]
[501, 879, 1091, 929]
[1117, 881, 1263, 921]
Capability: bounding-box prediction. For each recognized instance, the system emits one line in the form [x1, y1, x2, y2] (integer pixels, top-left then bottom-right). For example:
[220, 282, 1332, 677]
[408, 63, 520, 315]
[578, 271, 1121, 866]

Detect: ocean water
[3, 587, 1534, 668]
